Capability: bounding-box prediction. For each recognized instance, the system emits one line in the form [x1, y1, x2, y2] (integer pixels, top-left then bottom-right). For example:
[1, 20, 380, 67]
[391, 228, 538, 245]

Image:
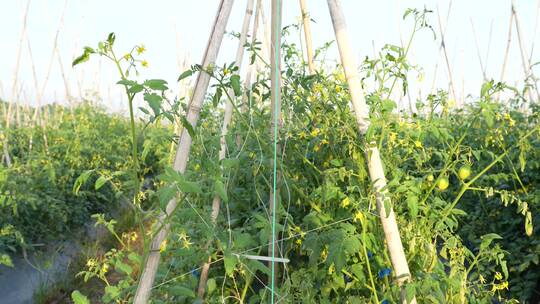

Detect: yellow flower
[159, 239, 168, 253]
[311, 128, 320, 137]
[182, 239, 193, 249]
[414, 140, 422, 148]
[313, 145, 320, 152]
[101, 263, 109, 274]
[141, 60, 149, 68]
[86, 258, 96, 268]
[388, 132, 397, 143]
[295, 239, 302, 246]
[341, 197, 350, 208]
[328, 263, 335, 274]
[136, 44, 146, 55]
[321, 247, 328, 261]
[353, 211, 364, 222]
[479, 274, 485, 284]
[494, 272, 502, 280]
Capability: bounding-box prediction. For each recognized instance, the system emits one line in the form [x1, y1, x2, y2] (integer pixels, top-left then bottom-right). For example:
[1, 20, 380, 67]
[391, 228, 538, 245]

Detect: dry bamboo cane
[132, 1, 234, 303]
[512, 1, 540, 102]
[268, 0, 283, 291]
[236, 0, 262, 149]
[299, 0, 315, 74]
[470, 19, 487, 81]
[196, 0, 254, 298]
[3, 0, 31, 167]
[498, 4, 514, 102]
[326, 1, 416, 303]
[501, 6, 514, 83]
[436, 7, 457, 102]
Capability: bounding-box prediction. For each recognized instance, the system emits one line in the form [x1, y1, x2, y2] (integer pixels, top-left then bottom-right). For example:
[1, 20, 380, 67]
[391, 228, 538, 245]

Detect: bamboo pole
[268, 0, 283, 294]
[436, 6, 457, 102]
[326, 1, 416, 303]
[470, 19, 487, 81]
[3, 0, 31, 167]
[529, 0, 540, 64]
[500, 6, 514, 83]
[197, 0, 254, 298]
[299, 0, 315, 74]
[512, 1, 540, 102]
[132, 1, 234, 303]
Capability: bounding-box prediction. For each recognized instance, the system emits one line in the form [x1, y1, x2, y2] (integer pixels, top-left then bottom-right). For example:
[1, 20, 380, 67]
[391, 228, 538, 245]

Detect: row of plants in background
[0, 102, 169, 268]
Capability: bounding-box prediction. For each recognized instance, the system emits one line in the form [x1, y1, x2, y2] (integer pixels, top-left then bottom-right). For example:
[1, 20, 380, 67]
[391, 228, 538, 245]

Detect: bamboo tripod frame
[133, 1, 415, 302]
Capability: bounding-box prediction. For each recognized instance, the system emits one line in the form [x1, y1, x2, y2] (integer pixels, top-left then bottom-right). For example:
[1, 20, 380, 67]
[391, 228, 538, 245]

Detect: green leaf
[224, 251, 237, 276]
[72, 53, 90, 67]
[405, 283, 416, 303]
[248, 259, 271, 276]
[107, 32, 116, 46]
[0, 254, 13, 267]
[144, 93, 163, 116]
[230, 74, 242, 96]
[104, 285, 120, 300]
[212, 87, 222, 107]
[406, 194, 418, 217]
[174, 175, 202, 194]
[480, 233, 502, 250]
[72, 47, 95, 67]
[207, 278, 217, 294]
[525, 211, 533, 236]
[222, 158, 240, 168]
[71, 290, 90, 304]
[94, 175, 108, 190]
[157, 185, 177, 210]
[168, 285, 195, 298]
[73, 170, 94, 195]
[177, 69, 193, 81]
[180, 116, 195, 137]
[144, 79, 168, 91]
[128, 84, 144, 94]
[115, 261, 133, 275]
[214, 180, 228, 203]
[117, 79, 137, 86]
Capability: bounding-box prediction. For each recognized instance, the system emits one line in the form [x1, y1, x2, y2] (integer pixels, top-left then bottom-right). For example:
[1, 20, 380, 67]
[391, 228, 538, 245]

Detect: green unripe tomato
[437, 177, 449, 191]
[458, 165, 472, 180]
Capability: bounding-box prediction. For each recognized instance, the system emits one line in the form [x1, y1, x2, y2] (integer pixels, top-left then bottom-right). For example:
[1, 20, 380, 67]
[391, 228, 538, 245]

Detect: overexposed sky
[1, 0, 539, 114]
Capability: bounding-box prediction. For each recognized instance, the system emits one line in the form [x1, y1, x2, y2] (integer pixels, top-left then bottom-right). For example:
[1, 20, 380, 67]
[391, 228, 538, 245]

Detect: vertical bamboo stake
[299, 0, 315, 74]
[470, 19, 487, 81]
[512, 1, 540, 102]
[326, 1, 416, 303]
[133, 1, 234, 303]
[501, 6, 514, 83]
[236, 0, 262, 149]
[529, 0, 540, 63]
[436, 7, 457, 102]
[268, 0, 283, 295]
[197, 0, 254, 298]
[3, 0, 31, 167]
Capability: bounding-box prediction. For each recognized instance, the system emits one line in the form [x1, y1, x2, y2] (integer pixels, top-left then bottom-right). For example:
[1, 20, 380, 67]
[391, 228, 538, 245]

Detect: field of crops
[1, 0, 540, 303]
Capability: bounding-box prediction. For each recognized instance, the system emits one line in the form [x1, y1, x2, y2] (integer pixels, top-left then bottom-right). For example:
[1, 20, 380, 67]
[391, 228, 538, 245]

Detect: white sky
[1, 0, 539, 114]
